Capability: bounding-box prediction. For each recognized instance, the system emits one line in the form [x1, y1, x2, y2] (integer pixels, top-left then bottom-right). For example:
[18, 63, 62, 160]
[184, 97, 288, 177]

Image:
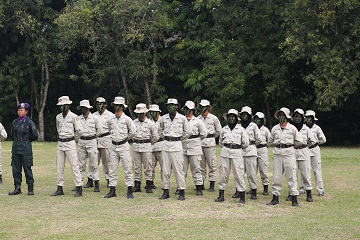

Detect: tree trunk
[122, 75, 134, 119]
[144, 78, 152, 106]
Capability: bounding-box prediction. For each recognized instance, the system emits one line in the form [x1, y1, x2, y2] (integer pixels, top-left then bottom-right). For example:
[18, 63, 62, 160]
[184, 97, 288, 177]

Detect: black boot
[178, 189, 185, 201]
[267, 195, 279, 205]
[0, 175, 2, 184]
[28, 184, 34, 195]
[232, 189, 241, 198]
[246, 189, 252, 194]
[104, 186, 116, 198]
[150, 182, 157, 189]
[195, 185, 203, 196]
[208, 181, 215, 192]
[145, 180, 153, 193]
[51, 186, 64, 196]
[83, 177, 93, 188]
[286, 194, 292, 201]
[291, 195, 299, 206]
[106, 179, 109, 188]
[238, 191, 246, 204]
[306, 190, 313, 202]
[159, 189, 170, 200]
[9, 185, 22, 195]
[215, 190, 225, 202]
[74, 186, 82, 197]
[132, 180, 141, 192]
[174, 188, 180, 195]
[71, 186, 77, 192]
[94, 180, 100, 192]
[250, 189, 257, 200]
[263, 185, 269, 195]
[127, 186, 134, 199]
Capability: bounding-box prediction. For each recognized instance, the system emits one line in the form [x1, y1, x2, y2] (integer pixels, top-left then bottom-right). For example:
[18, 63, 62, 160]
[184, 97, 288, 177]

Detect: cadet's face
[183, 107, 192, 115]
[305, 116, 313, 125]
[166, 104, 177, 114]
[59, 105, 70, 113]
[149, 111, 158, 119]
[227, 114, 237, 124]
[199, 106, 208, 113]
[80, 107, 89, 114]
[114, 104, 123, 112]
[278, 112, 287, 123]
[136, 112, 145, 121]
[253, 116, 261, 126]
[95, 102, 105, 112]
[17, 108, 27, 118]
[293, 112, 303, 124]
[241, 112, 249, 121]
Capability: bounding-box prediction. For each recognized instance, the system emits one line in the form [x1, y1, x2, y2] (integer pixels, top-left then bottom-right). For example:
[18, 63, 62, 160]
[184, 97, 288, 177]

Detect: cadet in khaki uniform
[77, 100, 101, 192]
[304, 110, 327, 197]
[179, 101, 207, 196]
[104, 97, 136, 199]
[215, 109, 249, 203]
[149, 104, 163, 189]
[253, 112, 271, 195]
[198, 99, 222, 192]
[51, 96, 84, 197]
[288, 108, 316, 202]
[132, 103, 159, 193]
[0, 122, 7, 184]
[267, 107, 304, 207]
[158, 98, 191, 201]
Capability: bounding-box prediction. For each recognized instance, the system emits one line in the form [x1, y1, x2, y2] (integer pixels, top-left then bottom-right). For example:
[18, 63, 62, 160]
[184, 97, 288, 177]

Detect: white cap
[148, 104, 161, 112]
[293, 108, 305, 116]
[305, 110, 318, 121]
[95, 97, 106, 103]
[240, 106, 252, 115]
[274, 107, 292, 119]
[77, 100, 93, 109]
[183, 100, 195, 110]
[165, 98, 179, 105]
[57, 96, 72, 106]
[111, 97, 128, 108]
[199, 99, 211, 107]
[134, 103, 149, 113]
[254, 112, 265, 119]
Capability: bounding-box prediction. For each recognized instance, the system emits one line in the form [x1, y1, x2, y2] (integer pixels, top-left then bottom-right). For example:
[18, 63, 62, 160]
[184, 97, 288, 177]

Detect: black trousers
[11, 154, 34, 185]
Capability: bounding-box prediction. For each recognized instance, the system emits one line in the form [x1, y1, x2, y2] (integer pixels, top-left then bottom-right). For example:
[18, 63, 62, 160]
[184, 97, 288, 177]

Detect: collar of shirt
[19, 116, 27, 123]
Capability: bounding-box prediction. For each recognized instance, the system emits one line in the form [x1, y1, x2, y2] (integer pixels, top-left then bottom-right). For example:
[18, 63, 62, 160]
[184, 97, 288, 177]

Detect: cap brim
[57, 101, 72, 106]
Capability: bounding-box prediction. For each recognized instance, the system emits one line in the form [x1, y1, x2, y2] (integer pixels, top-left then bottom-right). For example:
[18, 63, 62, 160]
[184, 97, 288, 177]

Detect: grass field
[0, 141, 359, 239]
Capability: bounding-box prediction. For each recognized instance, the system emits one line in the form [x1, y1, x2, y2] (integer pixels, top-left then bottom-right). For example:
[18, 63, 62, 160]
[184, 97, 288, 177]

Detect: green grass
[0, 142, 359, 239]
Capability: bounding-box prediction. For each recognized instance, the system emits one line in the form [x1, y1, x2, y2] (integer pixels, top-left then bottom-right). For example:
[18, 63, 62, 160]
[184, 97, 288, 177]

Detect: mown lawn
[0, 142, 359, 239]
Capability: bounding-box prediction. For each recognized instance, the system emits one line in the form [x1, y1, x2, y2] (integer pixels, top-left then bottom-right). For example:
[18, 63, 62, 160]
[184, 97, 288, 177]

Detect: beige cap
[274, 107, 291, 119]
[240, 106, 252, 115]
[183, 100, 195, 110]
[111, 97, 128, 108]
[165, 98, 180, 105]
[199, 99, 211, 107]
[293, 108, 305, 116]
[305, 110, 318, 121]
[57, 96, 72, 106]
[254, 112, 265, 119]
[77, 100, 93, 110]
[95, 97, 106, 103]
[149, 104, 161, 112]
[223, 108, 239, 121]
[134, 103, 149, 113]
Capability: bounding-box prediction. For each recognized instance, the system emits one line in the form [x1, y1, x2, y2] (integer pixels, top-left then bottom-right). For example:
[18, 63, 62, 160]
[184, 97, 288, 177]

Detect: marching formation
[1, 96, 327, 207]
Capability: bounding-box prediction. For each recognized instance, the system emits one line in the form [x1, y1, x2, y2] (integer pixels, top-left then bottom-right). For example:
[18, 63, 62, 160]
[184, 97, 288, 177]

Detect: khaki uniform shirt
[78, 112, 101, 148]
[182, 116, 208, 155]
[56, 111, 83, 151]
[219, 124, 249, 158]
[158, 112, 192, 152]
[259, 125, 271, 145]
[107, 113, 136, 151]
[198, 113, 222, 147]
[243, 122, 262, 157]
[0, 123, 7, 141]
[269, 122, 304, 156]
[133, 117, 159, 153]
[152, 117, 163, 152]
[296, 124, 317, 160]
[93, 109, 114, 148]
[309, 123, 326, 156]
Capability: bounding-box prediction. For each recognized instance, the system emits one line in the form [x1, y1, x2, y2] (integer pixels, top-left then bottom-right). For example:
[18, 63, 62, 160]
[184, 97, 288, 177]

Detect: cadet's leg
[56, 150, 66, 187]
[77, 146, 87, 180]
[171, 151, 186, 190]
[161, 151, 171, 190]
[120, 150, 134, 188]
[207, 146, 217, 182]
[22, 155, 34, 185]
[311, 153, 324, 195]
[11, 154, 23, 186]
[66, 149, 83, 187]
[189, 155, 203, 186]
[183, 155, 189, 180]
[132, 151, 142, 182]
[272, 155, 284, 196]
[284, 155, 299, 196]
[108, 149, 120, 187]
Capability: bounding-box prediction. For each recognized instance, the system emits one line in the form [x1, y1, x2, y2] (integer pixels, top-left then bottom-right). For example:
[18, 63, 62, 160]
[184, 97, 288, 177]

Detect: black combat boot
[267, 195, 279, 205]
[195, 185, 203, 196]
[263, 185, 269, 195]
[94, 180, 100, 192]
[178, 189, 185, 201]
[106, 179, 109, 188]
[246, 189, 252, 194]
[71, 186, 77, 192]
[250, 189, 257, 200]
[127, 186, 134, 199]
[83, 177, 93, 188]
[145, 180, 153, 193]
[74, 186, 82, 197]
[0, 175, 2, 184]
[159, 189, 170, 200]
[286, 194, 292, 201]
[132, 180, 141, 192]
[215, 190, 225, 202]
[150, 182, 157, 189]
[291, 195, 299, 207]
[306, 190, 313, 202]
[238, 191, 246, 204]
[104, 186, 116, 198]
[208, 181, 215, 192]
[28, 184, 34, 195]
[9, 185, 22, 195]
[232, 189, 241, 198]
[174, 188, 180, 195]
[51, 186, 64, 196]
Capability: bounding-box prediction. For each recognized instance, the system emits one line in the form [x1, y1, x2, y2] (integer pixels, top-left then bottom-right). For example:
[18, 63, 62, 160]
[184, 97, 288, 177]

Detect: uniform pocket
[24, 155, 33, 166]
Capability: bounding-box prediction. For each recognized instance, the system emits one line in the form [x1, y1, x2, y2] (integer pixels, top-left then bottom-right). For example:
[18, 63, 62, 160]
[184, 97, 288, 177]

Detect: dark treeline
[0, 0, 359, 144]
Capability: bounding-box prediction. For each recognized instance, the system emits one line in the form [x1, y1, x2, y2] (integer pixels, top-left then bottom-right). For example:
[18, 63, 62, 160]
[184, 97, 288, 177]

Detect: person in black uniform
[9, 102, 38, 195]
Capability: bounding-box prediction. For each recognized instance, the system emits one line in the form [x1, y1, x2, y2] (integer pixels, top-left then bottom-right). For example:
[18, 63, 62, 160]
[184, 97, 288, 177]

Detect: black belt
[256, 144, 267, 149]
[275, 144, 293, 149]
[206, 134, 215, 138]
[157, 138, 164, 142]
[112, 139, 128, 145]
[13, 137, 29, 142]
[80, 135, 96, 140]
[309, 143, 319, 149]
[224, 143, 241, 149]
[249, 141, 256, 145]
[164, 136, 181, 141]
[58, 137, 75, 142]
[134, 139, 151, 144]
[98, 132, 110, 138]
[295, 145, 307, 149]
[188, 134, 200, 139]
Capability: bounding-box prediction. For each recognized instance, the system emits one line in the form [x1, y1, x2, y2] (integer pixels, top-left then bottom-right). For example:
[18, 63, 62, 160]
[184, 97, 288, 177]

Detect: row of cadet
[4, 96, 326, 207]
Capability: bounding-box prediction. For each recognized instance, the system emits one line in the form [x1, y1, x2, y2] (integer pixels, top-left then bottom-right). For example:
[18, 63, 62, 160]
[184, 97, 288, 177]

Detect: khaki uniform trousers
[152, 151, 162, 181]
[300, 153, 324, 193]
[244, 156, 258, 190]
[56, 149, 83, 186]
[218, 156, 246, 191]
[97, 148, 110, 180]
[109, 148, 133, 187]
[272, 154, 299, 196]
[183, 155, 203, 186]
[78, 142, 100, 181]
[133, 151, 153, 181]
[161, 150, 185, 190]
[256, 147, 270, 186]
[200, 146, 217, 182]
[296, 159, 312, 190]
[0, 144, 2, 175]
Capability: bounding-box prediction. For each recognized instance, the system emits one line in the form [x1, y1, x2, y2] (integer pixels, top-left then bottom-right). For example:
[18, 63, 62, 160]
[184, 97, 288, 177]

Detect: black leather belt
[112, 139, 128, 145]
[157, 138, 164, 142]
[134, 139, 151, 144]
[275, 144, 293, 149]
[80, 135, 96, 140]
[164, 136, 181, 141]
[309, 143, 319, 149]
[188, 134, 200, 139]
[98, 132, 110, 138]
[14, 137, 29, 142]
[249, 141, 256, 145]
[58, 137, 75, 142]
[295, 145, 307, 149]
[256, 144, 267, 149]
[206, 134, 215, 138]
[224, 143, 241, 149]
